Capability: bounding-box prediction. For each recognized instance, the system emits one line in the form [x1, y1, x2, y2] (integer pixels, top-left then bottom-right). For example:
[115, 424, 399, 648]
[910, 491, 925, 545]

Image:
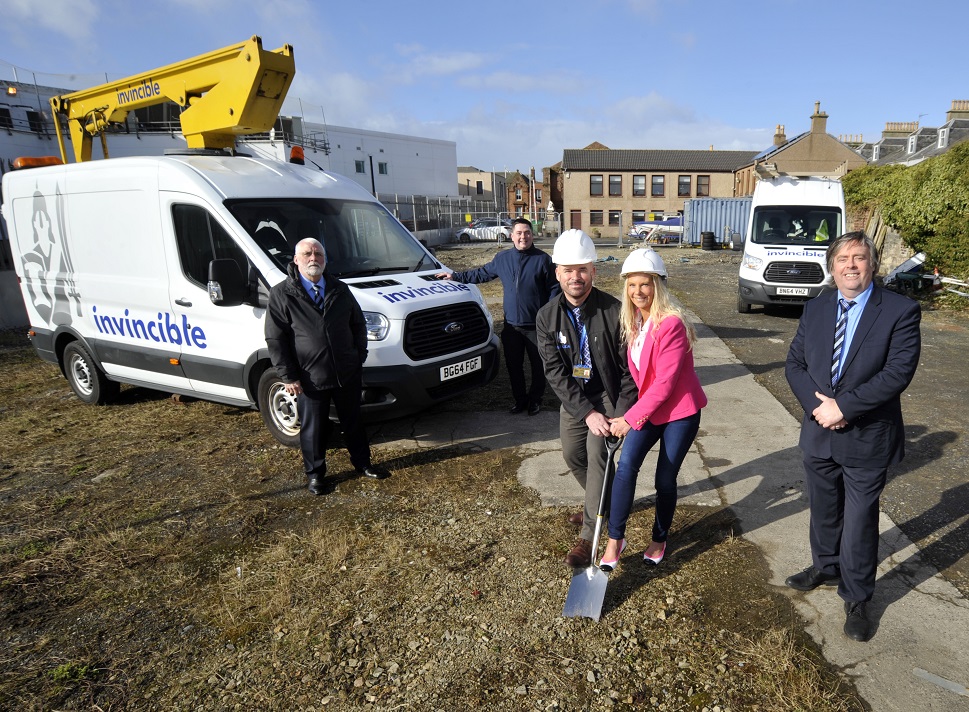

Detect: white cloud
[389, 45, 488, 84]
[6, 0, 98, 42]
[457, 70, 586, 94]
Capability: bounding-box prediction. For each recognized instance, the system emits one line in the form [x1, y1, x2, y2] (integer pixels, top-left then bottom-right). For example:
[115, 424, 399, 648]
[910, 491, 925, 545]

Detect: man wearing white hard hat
[536, 229, 636, 568]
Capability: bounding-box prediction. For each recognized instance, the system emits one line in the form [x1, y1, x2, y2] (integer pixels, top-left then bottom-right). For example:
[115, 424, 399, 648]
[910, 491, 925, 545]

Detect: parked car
[456, 217, 512, 243]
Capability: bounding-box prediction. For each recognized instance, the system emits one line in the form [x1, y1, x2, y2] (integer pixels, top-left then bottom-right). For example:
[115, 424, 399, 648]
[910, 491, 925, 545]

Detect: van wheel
[737, 295, 752, 314]
[63, 341, 118, 405]
[459, 233, 470, 243]
[257, 368, 301, 448]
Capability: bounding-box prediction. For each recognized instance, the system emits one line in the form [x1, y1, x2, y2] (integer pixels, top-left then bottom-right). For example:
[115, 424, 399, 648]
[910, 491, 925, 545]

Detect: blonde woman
[599, 249, 707, 571]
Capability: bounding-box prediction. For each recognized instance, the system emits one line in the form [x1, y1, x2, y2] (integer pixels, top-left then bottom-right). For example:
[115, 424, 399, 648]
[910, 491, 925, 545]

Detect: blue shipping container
[683, 197, 752, 246]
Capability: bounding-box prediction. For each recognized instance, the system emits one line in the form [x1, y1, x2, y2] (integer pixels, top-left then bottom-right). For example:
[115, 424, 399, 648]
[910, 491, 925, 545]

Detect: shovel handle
[588, 434, 624, 562]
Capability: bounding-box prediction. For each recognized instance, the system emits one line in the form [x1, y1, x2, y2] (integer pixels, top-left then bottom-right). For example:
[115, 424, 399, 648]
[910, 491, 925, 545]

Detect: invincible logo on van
[91, 306, 208, 349]
[377, 281, 471, 304]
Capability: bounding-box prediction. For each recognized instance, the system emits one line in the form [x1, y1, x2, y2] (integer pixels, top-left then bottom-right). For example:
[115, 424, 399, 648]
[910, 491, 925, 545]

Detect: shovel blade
[562, 566, 609, 620]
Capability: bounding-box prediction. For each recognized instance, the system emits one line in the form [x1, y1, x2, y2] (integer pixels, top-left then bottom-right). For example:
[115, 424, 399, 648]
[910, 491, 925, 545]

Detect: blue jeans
[607, 410, 701, 542]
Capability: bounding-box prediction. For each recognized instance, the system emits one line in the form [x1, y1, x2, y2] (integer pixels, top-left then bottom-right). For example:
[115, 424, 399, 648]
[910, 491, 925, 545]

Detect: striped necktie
[831, 298, 855, 384]
[572, 306, 592, 374]
[312, 285, 324, 309]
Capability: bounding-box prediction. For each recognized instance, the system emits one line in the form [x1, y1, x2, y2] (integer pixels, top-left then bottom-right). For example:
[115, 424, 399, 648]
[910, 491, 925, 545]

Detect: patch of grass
[51, 661, 94, 683]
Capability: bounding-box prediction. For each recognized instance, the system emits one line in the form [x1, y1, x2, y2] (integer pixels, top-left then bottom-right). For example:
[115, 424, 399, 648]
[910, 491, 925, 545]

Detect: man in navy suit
[785, 231, 921, 642]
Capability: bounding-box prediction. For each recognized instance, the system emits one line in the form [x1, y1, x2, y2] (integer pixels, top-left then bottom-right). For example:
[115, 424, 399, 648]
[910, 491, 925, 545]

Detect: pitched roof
[562, 148, 758, 172]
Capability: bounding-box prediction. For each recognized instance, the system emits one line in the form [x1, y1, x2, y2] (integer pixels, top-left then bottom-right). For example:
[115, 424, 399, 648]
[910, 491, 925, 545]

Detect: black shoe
[357, 465, 389, 480]
[508, 403, 526, 414]
[308, 475, 327, 495]
[527, 402, 541, 416]
[785, 565, 840, 591]
[843, 601, 872, 642]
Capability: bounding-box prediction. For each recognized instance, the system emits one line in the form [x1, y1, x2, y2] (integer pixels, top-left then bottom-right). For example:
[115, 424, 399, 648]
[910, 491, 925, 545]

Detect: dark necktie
[312, 285, 324, 310]
[831, 298, 855, 384]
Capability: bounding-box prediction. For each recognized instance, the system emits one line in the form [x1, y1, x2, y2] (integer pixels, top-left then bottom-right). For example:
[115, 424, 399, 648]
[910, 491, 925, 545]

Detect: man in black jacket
[265, 238, 388, 494]
[437, 218, 558, 415]
[537, 230, 636, 567]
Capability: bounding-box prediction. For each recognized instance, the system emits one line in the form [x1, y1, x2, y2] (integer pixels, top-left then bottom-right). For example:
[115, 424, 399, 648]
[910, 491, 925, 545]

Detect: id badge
[572, 365, 592, 379]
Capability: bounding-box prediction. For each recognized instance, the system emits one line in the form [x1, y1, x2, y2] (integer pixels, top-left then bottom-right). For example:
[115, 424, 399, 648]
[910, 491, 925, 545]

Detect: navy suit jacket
[785, 284, 921, 469]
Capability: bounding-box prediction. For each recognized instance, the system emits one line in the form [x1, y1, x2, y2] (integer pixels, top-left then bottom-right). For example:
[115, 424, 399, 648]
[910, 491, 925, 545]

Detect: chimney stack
[882, 121, 918, 139]
[946, 100, 969, 122]
[810, 101, 829, 134]
[773, 124, 787, 146]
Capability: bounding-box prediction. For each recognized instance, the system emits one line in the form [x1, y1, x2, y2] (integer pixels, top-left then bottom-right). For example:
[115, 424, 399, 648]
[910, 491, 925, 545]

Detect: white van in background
[2, 153, 500, 446]
[737, 175, 845, 313]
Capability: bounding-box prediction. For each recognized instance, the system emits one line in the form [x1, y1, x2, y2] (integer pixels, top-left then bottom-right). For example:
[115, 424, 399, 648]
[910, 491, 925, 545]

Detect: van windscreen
[227, 198, 430, 277]
[751, 206, 841, 246]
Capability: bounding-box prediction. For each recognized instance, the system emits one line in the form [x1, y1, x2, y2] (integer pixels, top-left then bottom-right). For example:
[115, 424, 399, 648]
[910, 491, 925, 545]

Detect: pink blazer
[624, 315, 707, 429]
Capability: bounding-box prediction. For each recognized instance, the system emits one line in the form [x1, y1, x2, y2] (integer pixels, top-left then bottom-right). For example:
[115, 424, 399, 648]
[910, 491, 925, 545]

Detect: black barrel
[701, 231, 717, 251]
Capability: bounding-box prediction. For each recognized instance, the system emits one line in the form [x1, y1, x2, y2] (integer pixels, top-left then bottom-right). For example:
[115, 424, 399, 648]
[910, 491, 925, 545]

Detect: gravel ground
[0, 245, 869, 710]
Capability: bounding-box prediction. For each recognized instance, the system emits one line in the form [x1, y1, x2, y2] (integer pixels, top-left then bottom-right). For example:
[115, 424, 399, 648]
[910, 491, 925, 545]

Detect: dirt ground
[0, 243, 889, 710]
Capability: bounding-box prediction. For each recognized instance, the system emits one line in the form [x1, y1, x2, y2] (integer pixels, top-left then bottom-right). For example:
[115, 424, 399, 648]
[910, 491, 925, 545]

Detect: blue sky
[2, 0, 963, 178]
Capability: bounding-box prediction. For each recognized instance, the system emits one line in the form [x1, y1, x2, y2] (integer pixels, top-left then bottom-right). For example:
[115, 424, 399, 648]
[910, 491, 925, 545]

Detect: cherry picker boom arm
[50, 35, 295, 163]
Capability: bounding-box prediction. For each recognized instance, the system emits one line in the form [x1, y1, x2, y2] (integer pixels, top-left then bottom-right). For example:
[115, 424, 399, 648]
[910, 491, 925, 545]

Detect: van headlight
[363, 312, 390, 341]
[741, 254, 763, 271]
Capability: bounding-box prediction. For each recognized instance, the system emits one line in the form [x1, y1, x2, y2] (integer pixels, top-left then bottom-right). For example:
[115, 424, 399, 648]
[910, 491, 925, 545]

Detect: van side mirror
[208, 259, 248, 306]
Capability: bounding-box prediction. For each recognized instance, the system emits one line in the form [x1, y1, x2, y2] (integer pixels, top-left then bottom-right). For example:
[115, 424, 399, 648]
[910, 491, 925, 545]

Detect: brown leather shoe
[567, 511, 583, 527]
[564, 539, 592, 568]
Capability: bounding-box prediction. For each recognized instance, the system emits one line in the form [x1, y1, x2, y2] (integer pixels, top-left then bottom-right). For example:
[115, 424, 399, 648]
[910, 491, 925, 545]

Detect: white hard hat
[620, 248, 667, 278]
[551, 229, 597, 264]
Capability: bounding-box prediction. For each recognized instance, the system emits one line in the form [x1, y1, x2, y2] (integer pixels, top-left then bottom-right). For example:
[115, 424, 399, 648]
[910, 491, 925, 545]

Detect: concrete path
[373, 314, 969, 711]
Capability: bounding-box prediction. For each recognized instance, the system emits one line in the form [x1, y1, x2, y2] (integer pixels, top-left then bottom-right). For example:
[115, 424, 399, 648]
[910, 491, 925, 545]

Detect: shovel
[562, 435, 623, 621]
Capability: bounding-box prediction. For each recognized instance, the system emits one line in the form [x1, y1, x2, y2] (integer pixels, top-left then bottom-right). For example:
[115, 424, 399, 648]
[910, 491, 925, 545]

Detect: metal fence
[376, 195, 561, 239]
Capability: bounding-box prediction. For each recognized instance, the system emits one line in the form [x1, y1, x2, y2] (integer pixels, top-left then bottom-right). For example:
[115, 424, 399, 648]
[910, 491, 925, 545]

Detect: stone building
[559, 142, 756, 236]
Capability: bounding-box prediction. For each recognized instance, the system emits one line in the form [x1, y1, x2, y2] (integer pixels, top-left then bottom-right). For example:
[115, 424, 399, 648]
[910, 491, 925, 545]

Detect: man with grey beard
[265, 238, 389, 494]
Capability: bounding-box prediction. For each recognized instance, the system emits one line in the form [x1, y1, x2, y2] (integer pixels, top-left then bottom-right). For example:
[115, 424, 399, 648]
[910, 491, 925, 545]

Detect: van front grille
[403, 303, 490, 361]
[764, 261, 824, 284]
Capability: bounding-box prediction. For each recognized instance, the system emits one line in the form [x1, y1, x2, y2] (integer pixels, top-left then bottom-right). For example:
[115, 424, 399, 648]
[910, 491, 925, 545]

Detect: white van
[2, 153, 499, 445]
[737, 175, 844, 313]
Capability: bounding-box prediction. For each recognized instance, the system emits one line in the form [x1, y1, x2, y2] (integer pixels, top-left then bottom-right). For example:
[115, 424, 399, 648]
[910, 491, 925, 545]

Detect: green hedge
[842, 141, 969, 280]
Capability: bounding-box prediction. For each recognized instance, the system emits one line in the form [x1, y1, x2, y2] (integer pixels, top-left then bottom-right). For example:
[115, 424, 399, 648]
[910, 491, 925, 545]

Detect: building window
[938, 128, 948, 148]
[26, 110, 45, 134]
[515, 188, 523, 200]
[651, 175, 665, 197]
[355, 160, 366, 174]
[590, 174, 603, 197]
[632, 210, 646, 223]
[678, 175, 691, 197]
[608, 210, 621, 226]
[907, 135, 917, 153]
[872, 145, 880, 161]
[476, 180, 483, 195]
[696, 175, 710, 197]
[516, 206, 524, 217]
[535, 189, 542, 202]
[589, 210, 603, 225]
[378, 162, 388, 175]
[609, 175, 622, 196]
[633, 175, 646, 197]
